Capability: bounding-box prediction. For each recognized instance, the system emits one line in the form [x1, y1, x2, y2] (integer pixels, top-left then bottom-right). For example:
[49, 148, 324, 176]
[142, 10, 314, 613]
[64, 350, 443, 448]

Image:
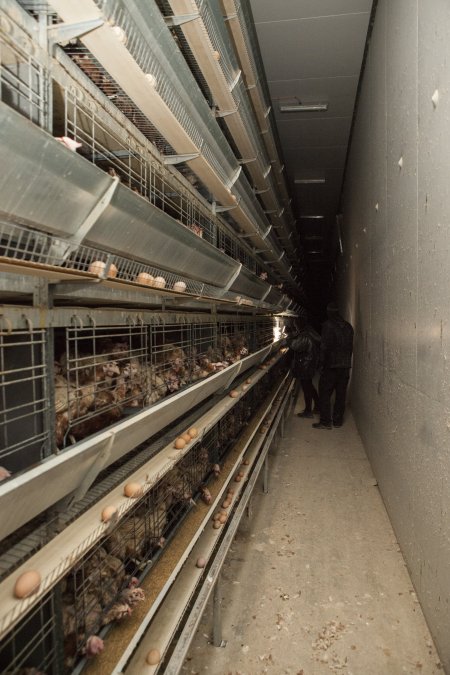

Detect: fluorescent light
[294, 178, 326, 185]
[300, 215, 324, 219]
[279, 103, 328, 112]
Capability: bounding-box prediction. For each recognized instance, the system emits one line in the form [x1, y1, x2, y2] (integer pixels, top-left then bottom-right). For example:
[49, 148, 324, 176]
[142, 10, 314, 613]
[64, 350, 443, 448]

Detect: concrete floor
[183, 407, 444, 675]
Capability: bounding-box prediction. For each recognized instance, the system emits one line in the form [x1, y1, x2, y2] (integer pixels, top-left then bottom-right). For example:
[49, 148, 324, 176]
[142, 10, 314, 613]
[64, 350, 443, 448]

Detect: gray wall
[338, 0, 450, 670]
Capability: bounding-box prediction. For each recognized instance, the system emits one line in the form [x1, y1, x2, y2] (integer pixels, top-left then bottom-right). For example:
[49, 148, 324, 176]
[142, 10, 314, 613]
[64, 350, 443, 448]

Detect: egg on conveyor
[107, 263, 118, 278]
[229, 390, 239, 398]
[124, 482, 142, 498]
[146, 649, 161, 665]
[174, 437, 186, 449]
[135, 272, 154, 286]
[88, 260, 106, 275]
[188, 427, 198, 439]
[101, 505, 117, 522]
[173, 281, 187, 293]
[153, 276, 166, 288]
[14, 570, 41, 599]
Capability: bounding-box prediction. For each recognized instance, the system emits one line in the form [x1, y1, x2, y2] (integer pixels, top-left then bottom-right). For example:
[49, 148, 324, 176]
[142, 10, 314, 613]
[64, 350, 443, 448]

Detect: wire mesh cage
[0, 328, 50, 475]
[61, 479, 173, 671]
[150, 323, 192, 397]
[0, 6, 48, 128]
[54, 324, 148, 448]
[255, 316, 277, 350]
[218, 318, 254, 360]
[0, 588, 59, 675]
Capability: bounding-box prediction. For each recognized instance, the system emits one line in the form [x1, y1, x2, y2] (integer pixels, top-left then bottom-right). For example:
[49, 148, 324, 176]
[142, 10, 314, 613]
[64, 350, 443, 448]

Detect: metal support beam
[211, 200, 239, 214]
[48, 177, 120, 260]
[47, 18, 104, 47]
[263, 455, 269, 494]
[162, 152, 200, 165]
[214, 106, 238, 118]
[238, 157, 257, 165]
[229, 70, 242, 92]
[227, 165, 242, 189]
[164, 13, 200, 27]
[212, 574, 226, 647]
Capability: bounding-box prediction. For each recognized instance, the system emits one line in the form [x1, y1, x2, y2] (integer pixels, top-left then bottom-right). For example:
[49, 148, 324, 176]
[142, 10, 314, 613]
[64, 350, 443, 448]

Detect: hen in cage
[154, 343, 189, 393]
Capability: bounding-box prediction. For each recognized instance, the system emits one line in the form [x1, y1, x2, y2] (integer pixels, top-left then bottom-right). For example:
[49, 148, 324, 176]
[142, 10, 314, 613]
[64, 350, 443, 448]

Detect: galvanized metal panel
[284, 145, 347, 170]
[89, 185, 239, 287]
[0, 102, 110, 237]
[251, 0, 373, 23]
[340, 0, 450, 670]
[229, 266, 269, 300]
[276, 116, 352, 149]
[254, 12, 370, 82]
[269, 75, 359, 110]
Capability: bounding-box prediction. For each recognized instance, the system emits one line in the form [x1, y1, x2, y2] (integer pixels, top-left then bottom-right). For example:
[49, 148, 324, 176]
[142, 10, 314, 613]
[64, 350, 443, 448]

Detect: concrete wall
[339, 0, 450, 670]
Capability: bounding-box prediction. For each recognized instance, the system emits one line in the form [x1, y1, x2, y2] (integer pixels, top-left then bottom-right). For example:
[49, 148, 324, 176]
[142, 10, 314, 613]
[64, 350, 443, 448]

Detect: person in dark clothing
[313, 302, 354, 430]
[288, 319, 321, 418]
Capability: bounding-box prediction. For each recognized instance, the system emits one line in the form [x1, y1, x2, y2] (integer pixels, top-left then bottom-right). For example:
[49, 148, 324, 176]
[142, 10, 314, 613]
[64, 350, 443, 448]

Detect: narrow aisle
[184, 410, 442, 675]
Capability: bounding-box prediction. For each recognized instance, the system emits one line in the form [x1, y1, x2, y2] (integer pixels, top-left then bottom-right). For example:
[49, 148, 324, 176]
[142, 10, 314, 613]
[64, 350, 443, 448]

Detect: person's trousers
[299, 378, 319, 413]
[319, 367, 350, 425]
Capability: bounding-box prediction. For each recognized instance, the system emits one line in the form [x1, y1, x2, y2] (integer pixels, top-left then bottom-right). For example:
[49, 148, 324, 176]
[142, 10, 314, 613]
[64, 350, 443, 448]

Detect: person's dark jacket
[288, 326, 321, 379]
[320, 316, 354, 369]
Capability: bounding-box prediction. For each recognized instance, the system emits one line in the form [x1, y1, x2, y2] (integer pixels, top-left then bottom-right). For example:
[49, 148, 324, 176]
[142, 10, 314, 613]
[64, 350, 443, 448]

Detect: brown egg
[213, 50, 221, 60]
[222, 499, 231, 508]
[174, 437, 186, 449]
[101, 505, 117, 522]
[242, 384, 249, 391]
[219, 513, 227, 524]
[181, 432, 192, 443]
[107, 263, 118, 278]
[14, 570, 41, 599]
[242, 459, 249, 465]
[227, 488, 235, 496]
[238, 471, 244, 478]
[188, 427, 198, 438]
[173, 281, 187, 292]
[229, 390, 239, 398]
[153, 276, 166, 288]
[245, 378, 251, 384]
[124, 482, 142, 498]
[88, 260, 106, 275]
[235, 475, 242, 483]
[135, 272, 154, 286]
[220, 509, 228, 517]
[213, 520, 222, 529]
[196, 557, 206, 568]
[146, 649, 161, 665]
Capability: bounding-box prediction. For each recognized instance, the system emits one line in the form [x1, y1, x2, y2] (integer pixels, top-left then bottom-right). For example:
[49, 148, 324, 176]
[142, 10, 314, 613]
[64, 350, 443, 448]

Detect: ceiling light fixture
[279, 103, 328, 112]
[300, 215, 324, 219]
[294, 178, 326, 185]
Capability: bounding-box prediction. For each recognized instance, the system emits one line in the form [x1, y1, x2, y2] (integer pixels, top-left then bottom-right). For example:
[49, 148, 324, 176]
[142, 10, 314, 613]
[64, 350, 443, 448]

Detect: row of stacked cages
[0, 0, 284, 286]
[0, 313, 277, 473]
[0, 347, 289, 674]
[0, 3, 294, 673]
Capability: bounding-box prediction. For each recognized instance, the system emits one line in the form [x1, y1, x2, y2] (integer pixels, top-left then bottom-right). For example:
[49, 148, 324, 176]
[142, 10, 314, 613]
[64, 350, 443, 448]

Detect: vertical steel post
[263, 454, 269, 494]
[212, 573, 226, 647]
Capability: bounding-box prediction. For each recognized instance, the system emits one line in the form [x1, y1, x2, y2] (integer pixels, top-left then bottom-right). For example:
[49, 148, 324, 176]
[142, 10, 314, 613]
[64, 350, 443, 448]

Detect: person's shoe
[312, 422, 332, 430]
[297, 410, 314, 418]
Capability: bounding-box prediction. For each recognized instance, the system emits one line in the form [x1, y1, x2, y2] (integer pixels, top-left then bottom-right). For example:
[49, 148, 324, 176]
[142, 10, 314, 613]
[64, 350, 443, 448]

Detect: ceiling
[249, 0, 373, 309]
